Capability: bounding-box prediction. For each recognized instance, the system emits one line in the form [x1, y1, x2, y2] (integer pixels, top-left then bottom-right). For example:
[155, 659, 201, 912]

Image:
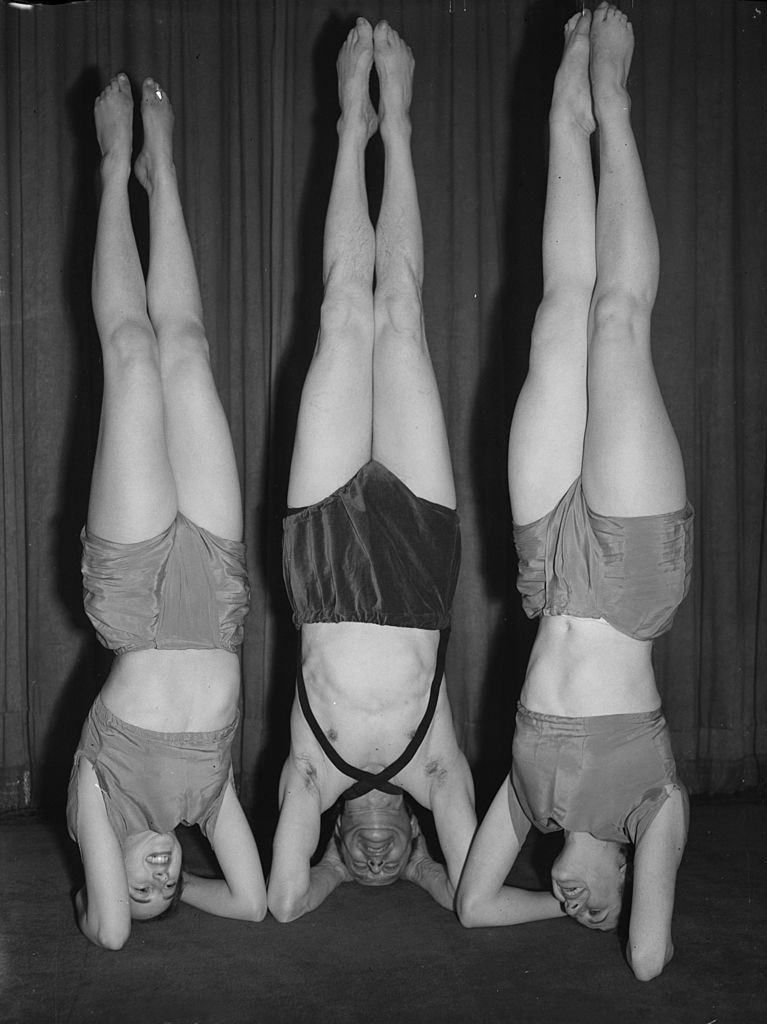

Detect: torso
[289, 621, 462, 809]
[520, 614, 660, 717]
[100, 647, 241, 732]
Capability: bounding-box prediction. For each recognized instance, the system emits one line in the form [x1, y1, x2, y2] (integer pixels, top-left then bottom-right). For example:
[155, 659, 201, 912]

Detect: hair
[139, 871, 185, 924]
[615, 843, 635, 937]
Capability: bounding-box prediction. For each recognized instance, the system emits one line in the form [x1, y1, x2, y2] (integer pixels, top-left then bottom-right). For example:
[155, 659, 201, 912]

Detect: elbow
[455, 888, 485, 929]
[92, 924, 130, 951]
[267, 890, 301, 924]
[247, 896, 268, 923]
[628, 944, 672, 982]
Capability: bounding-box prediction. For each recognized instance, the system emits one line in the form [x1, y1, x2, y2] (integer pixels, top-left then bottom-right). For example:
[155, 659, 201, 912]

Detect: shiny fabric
[510, 703, 688, 846]
[81, 512, 250, 654]
[282, 460, 461, 630]
[513, 477, 694, 641]
[67, 695, 237, 844]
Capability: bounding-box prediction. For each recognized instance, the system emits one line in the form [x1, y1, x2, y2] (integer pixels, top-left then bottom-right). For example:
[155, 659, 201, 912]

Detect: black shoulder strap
[294, 629, 450, 799]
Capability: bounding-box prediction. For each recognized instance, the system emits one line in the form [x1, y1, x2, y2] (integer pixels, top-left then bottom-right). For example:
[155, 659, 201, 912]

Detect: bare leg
[370, 21, 455, 508]
[134, 79, 242, 540]
[508, 11, 596, 526]
[582, 4, 686, 515]
[287, 19, 378, 508]
[88, 74, 177, 543]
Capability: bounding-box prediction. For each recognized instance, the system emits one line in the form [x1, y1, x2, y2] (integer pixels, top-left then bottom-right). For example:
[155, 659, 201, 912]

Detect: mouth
[145, 852, 173, 865]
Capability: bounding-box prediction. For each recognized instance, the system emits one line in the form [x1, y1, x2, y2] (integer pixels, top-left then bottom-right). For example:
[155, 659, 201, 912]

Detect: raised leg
[508, 11, 596, 526]
[88, 74, 177, 543]
[135, 79, 242, 540]
[370, 21, 455, 509]
[582, 4, 686, 515]
[287, 19, 378, 508]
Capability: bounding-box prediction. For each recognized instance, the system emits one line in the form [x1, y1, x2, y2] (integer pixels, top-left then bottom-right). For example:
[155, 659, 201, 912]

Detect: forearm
[405, 855, 455, 911]
[181, 873, 266, 922]
[459, 884, 563, 928]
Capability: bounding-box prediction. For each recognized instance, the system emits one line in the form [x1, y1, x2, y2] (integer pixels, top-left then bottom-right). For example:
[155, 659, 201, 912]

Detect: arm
[266, 759, 350, 923]
[456, 776, 563, 927]
[401, 831, 455, 911]
[404, 750, 476, 911]
[72, 758, 131, 950]
[626, 787, 688, 981]
[181, 781, 266, 921]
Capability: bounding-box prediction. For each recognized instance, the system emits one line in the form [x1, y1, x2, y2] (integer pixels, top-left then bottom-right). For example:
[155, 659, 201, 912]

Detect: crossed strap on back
[295, 629, 450, 800]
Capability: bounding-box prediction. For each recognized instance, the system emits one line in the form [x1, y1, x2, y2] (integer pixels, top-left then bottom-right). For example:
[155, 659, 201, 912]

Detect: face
[550, 841, 625, 932]
[336, 795, 416, 886]
[122, 830, 183, 920]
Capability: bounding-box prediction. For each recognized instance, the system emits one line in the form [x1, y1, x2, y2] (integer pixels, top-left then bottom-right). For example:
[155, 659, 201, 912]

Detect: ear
[409, 814, 421, 839]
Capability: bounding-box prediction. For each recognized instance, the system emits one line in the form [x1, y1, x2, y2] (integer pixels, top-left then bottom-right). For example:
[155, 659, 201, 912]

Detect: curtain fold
[1, 0, 765, 814]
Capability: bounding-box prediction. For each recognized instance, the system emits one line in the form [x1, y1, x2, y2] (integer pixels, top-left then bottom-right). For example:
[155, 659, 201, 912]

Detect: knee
[157, 321, 211, 374]
[589, 291, 651, 351]
[319, 282, 373, 341]
[374, 280, 423, 340]
[100, 321, 158, 375]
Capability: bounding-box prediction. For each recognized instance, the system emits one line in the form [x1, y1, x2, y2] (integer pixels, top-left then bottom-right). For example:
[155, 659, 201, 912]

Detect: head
[122, 830, 184, 921]
[550, 832, 628, 932]
[335, 788, 418, 886]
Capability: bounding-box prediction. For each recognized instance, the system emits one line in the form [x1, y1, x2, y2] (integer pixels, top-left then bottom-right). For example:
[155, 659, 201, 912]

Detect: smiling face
[336, 791, 416, 885]
[550, 833, 626, 931]
[122, 830, 183, 920]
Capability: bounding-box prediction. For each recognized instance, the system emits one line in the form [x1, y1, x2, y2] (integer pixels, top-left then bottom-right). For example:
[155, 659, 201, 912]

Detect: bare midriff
[100, 647, 241, 732]
[298, 621, 441, 769]
[519, 614, 660, 718]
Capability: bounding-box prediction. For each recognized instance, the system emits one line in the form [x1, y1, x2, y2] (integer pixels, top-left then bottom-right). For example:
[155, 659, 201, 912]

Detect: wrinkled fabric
[282, 460, 461, 630]
[67, 696, 237, 844]
[513, 477, 693, 641]
[81, 513, 250, 654]
[511, 703, 688, 846]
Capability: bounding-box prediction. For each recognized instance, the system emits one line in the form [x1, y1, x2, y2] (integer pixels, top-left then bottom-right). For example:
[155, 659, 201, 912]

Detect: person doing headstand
[456, 4, 692, 981]
[268, 18, 476, 922]
[67, 74, 266, 948]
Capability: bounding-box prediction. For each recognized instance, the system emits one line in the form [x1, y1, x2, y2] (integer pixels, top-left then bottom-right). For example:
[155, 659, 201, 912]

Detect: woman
[456, 5, 692, 981]
[267, 19, 475, 921]
[66, 73, 266, 948]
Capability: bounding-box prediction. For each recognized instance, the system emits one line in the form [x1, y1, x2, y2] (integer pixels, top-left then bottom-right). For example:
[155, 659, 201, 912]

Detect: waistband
[516, 701, 664, 734]
[91, 693, 239, 746]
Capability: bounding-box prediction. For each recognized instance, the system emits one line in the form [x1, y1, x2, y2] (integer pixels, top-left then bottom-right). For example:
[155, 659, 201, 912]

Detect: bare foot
[550, 10, 595, 135]
[373, 20, 414, 134]
[337, 18, 377, 142]
[590, 2, 634, 116]
[94, 73, 133, 172]
[133, 78, 175, 194]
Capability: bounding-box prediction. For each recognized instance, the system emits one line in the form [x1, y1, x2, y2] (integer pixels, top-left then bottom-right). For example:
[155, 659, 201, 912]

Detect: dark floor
[2, 797, 766, 1024]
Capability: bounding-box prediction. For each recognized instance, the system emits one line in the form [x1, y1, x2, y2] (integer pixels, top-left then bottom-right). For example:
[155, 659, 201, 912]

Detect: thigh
[88, 329, 177, 543]
[160, 330, 243, 541]
[582, 318, 686, 516]
[371, 297, 455, 508]
[287, 319, 374, 509]
[508, 296, 588, 525]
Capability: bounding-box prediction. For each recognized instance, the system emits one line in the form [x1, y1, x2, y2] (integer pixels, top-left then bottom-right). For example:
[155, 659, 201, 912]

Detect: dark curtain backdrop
[1, 0, 765, 822]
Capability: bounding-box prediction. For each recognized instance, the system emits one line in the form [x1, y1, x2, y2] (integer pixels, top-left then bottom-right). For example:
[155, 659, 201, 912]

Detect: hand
[401, 835, 434, 885]
[320, 836, 355, 883]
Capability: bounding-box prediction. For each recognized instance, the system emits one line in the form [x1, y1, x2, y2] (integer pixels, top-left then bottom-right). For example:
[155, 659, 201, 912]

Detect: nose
[152, 867, 169, 882]
[564, 894, 584, 915]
